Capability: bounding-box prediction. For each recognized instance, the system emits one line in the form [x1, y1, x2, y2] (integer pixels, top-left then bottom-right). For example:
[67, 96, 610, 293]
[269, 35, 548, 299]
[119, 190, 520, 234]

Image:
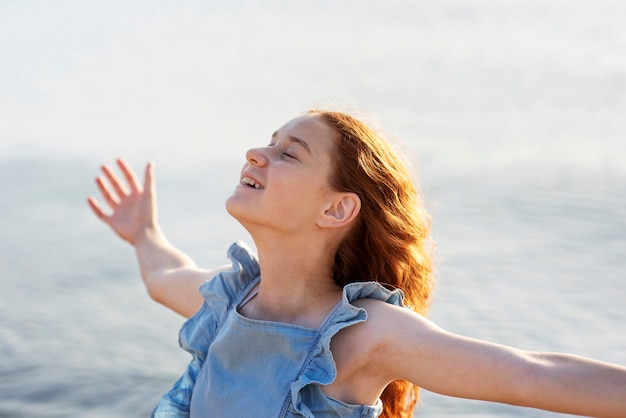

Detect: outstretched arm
[88, 159, 227, 318]
[369, 302, 626, 417]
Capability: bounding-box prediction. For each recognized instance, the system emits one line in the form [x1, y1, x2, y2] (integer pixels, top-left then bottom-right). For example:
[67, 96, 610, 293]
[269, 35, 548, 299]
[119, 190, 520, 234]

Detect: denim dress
[152, 241, 405, 418]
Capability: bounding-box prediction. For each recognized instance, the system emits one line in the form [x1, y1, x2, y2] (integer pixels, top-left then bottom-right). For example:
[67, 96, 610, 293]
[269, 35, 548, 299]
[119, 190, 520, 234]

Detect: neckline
[237, 283, 344, 332]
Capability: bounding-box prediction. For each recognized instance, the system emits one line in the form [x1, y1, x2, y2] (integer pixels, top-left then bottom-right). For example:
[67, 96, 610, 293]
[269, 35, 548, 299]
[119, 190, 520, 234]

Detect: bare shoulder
[332, 298, 411, 365]
[326, 297, 439, 404]
[344, 297, 458, 383]
[349, 298, 461, 370]
[350, 297, 438, 339]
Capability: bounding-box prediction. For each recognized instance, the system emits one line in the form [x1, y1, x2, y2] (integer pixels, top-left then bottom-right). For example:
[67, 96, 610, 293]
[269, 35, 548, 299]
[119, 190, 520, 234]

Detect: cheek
[270, 179, 323, 215]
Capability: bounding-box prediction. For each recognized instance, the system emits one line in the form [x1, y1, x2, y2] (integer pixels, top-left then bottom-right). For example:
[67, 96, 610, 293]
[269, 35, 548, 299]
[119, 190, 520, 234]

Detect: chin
[226, 196, 271, 237]
[225, 194, 252, 224]
[225, 193, 239, 217]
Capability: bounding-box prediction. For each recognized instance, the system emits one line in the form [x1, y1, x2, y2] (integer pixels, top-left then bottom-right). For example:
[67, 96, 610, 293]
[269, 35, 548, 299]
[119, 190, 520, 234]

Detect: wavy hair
[310, 110, 435, 418]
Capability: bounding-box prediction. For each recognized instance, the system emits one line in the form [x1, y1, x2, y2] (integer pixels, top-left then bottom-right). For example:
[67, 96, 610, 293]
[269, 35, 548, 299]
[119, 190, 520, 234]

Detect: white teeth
[241, 176, 263, 189]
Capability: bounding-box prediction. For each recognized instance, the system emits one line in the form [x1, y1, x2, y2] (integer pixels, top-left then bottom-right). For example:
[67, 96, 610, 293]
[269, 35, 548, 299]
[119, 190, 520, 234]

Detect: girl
[88, 110, 626, 418]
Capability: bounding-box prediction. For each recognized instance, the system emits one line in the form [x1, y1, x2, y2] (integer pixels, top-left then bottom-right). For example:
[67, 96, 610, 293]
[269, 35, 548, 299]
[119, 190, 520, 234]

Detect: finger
[143, 161, 156, 199]
[87, 197, 109, 221]
[95, 176, 119, 208]
[101, 164, 129, 197]
[117, 158, 142, 194]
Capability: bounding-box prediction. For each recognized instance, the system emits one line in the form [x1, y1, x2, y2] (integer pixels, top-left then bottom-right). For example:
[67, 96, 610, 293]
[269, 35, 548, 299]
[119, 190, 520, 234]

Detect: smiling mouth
[241, 176, 264, 189]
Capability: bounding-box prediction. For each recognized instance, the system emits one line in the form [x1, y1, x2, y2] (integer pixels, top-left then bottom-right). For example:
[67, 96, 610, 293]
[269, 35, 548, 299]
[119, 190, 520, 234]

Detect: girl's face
[226, 114, 339, 234]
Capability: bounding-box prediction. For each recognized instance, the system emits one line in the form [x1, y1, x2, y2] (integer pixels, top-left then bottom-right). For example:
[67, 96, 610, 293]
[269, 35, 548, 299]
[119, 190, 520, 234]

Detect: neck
[245, 230, 343, 328]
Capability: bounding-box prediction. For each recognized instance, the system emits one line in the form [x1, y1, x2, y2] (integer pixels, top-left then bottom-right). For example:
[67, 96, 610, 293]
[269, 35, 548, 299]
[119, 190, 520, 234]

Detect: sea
[1, 1, 625, 417]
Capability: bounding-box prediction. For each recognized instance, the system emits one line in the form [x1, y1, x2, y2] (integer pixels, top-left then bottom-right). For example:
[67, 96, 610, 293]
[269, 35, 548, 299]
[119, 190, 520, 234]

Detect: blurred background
[1, 1, 625, 416]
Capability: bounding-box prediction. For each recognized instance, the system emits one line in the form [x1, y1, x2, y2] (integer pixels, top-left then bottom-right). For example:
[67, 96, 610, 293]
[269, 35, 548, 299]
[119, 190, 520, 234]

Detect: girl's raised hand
[88, 159, 157, 245]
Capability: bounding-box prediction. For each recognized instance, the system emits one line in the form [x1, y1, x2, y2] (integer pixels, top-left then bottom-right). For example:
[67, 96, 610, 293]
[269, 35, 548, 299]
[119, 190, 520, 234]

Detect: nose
[245, 147, 268, 167]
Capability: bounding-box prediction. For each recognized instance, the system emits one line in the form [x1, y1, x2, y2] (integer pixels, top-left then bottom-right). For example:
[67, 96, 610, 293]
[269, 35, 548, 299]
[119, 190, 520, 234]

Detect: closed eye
[283, 152, 297, 160]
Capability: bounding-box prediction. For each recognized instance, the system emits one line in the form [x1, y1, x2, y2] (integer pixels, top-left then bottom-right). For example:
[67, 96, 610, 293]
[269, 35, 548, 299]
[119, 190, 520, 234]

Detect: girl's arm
[88, 159, 225, 318]
[128, 223, 229, 318]
[374, 303, 626, 417]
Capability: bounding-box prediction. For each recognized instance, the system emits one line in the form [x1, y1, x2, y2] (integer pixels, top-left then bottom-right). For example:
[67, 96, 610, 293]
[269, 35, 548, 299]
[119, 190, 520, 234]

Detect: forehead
[276, 114, 337, 154]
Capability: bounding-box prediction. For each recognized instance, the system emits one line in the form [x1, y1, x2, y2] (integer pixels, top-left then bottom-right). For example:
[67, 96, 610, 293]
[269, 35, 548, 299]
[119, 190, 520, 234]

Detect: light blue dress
[152, 241, 405, 418]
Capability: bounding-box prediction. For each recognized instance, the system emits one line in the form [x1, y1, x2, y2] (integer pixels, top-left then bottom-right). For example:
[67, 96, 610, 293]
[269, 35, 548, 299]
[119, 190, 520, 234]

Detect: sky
[1, 0, 625, 174]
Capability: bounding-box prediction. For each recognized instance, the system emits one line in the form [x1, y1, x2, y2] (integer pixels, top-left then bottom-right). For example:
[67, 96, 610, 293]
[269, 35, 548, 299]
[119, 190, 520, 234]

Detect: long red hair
[312, 110, 435, 418]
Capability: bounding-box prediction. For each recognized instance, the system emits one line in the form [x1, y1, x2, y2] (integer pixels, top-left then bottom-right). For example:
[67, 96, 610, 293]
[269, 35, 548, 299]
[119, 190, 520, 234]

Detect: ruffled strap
[152, 241, 260, 417]
[180, 240, 260, 359]
[289, 282, 405, 417]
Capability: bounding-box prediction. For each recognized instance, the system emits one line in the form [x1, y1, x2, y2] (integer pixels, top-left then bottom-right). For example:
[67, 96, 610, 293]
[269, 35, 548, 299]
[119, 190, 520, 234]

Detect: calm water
[1, 159, 624, 418]
[1, 1, 625, 417]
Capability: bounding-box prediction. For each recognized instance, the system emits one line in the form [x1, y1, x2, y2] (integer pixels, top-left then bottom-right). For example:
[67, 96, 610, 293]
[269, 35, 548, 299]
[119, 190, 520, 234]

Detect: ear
[317, 192, 361, 229]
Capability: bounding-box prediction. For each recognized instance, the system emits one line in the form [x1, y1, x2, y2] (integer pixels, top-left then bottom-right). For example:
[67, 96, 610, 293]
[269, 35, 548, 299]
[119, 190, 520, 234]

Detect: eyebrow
[271, 131, 312, 155]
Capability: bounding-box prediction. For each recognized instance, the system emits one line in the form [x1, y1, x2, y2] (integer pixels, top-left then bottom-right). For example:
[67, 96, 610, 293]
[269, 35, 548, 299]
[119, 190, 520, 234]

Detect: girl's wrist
[131, 223, 162, 246]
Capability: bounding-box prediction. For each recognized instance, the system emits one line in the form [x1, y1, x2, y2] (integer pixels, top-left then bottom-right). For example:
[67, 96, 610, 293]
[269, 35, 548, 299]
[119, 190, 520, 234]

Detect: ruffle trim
[153, 241, 260, 417]
[178, 240, 260, 360]
[289, 281, 405, 417]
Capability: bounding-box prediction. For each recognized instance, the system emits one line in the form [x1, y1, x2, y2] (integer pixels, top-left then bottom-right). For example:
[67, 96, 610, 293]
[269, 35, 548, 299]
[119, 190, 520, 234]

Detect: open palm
[88, 159, 157, 244]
